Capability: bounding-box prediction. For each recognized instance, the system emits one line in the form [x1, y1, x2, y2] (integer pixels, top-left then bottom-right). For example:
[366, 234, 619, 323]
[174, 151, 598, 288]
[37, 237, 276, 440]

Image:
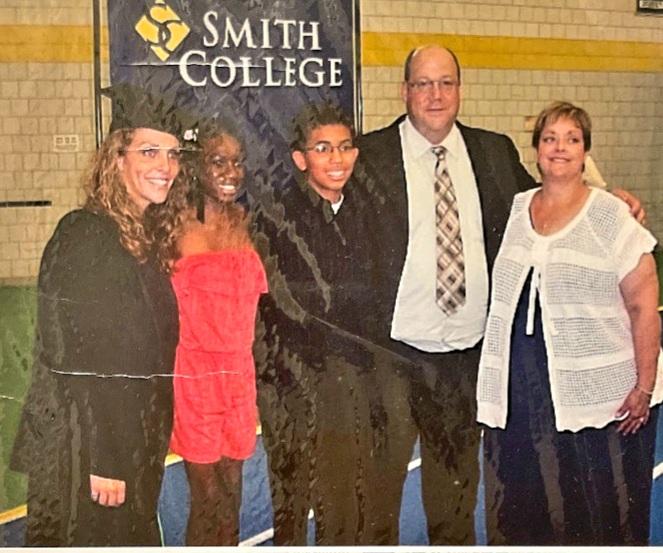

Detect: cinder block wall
[0, 0, 661, 284]
[0, 1, 99, 284]
[361, 0, 663, 241]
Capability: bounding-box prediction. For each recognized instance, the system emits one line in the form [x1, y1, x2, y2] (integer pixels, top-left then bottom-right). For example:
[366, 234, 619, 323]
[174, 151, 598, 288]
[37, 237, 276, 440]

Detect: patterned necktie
[432, 146, 465, 315]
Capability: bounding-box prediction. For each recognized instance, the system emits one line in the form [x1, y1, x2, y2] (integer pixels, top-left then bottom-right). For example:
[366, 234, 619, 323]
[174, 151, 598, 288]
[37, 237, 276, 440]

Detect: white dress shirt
[390, 118, 489, 352]
[330, 194, 344, 214]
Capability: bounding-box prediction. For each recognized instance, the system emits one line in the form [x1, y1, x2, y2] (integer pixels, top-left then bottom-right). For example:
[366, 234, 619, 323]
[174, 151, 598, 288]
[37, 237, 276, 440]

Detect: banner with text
[107, 0, 360, 196]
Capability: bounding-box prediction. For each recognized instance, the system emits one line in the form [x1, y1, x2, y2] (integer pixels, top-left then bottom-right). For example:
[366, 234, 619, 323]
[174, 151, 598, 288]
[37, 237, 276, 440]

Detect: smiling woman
[168, 125, 267, 546]
[478, 101, 663, 546]
[200, 131, 245, 203]
[10, 116, 190, 546]
[117, 129, 183, 213]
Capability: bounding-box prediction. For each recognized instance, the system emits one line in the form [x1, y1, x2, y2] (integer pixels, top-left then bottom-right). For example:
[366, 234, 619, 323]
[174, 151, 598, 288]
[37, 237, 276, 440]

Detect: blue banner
[107, 0, 360, 196]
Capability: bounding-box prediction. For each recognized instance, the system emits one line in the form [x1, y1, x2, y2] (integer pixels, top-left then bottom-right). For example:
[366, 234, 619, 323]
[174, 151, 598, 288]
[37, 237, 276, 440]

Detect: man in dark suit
[357, 44, 645, 546]
[356, 45, 536, 545]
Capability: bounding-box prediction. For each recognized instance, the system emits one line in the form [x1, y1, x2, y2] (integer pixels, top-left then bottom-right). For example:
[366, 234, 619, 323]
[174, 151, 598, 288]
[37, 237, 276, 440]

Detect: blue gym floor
[0, 408, 663, 547]
[0, 437, 459, 547]
[3, 424, 663, 546]
[158, 438, 440, 546]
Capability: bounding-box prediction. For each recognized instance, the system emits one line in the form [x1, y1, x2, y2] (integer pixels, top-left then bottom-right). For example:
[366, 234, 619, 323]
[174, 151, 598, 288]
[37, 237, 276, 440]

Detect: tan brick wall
[1, 0, 90, 26]
[0, 2, 96, 283]
[362, 0, 663, 41]
[0, 0, 661, 283]
[0, 61, 95, 282]
[361, 0, 663, 241]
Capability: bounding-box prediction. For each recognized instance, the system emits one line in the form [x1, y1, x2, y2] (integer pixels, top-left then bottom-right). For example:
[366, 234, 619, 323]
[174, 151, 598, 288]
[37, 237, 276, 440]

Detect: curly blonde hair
[83, 128, 190, 273]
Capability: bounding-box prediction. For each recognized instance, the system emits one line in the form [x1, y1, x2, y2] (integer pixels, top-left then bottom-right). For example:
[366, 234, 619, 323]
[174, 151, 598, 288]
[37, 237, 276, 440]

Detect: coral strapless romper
[169, 249, 267, 463]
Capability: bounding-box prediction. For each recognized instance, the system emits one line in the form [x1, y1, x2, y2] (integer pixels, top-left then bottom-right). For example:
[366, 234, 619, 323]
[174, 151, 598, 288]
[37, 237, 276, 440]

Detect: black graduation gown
[11, 209, 178, 546]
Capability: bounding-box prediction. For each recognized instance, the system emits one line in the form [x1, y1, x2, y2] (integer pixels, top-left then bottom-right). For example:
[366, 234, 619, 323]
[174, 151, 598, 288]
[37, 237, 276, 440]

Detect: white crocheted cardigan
[477, 187, 663, 432]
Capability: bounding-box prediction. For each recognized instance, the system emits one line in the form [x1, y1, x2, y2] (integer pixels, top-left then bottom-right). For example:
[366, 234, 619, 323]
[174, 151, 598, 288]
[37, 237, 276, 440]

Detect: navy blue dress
[483, 272, 658, 545]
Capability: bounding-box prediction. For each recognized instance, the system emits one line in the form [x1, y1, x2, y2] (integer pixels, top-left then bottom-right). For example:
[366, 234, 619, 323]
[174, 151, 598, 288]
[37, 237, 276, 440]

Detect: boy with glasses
[254, 103, 396, 545]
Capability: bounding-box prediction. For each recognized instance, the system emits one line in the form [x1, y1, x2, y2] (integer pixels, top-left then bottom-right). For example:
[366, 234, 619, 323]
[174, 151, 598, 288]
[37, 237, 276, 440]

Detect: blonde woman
[12, 119, 188, 546]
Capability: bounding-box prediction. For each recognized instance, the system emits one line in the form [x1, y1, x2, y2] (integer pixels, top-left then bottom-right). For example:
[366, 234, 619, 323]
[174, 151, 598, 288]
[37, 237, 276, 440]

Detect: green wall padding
[0, 286, 36, 512]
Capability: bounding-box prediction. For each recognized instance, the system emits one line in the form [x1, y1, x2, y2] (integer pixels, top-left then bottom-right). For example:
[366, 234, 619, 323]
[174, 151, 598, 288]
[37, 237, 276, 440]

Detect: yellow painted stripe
[0, 25, 108, 63]
[363, 32, 663, 73]
[0, 25, 662, 73]
[0, 505, 26, 525]
[165, 452, 183, 466]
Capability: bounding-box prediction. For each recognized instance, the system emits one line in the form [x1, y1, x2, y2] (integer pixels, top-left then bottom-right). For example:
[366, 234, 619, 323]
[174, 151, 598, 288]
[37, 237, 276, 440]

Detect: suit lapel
[459, 124, 512, 272]
[357, 118, 410, 333]
[382, 119, 409, 237]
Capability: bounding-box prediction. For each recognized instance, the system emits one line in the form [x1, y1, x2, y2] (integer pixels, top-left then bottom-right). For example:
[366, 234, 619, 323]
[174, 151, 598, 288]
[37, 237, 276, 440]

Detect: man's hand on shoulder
[612, 188, 646, 224]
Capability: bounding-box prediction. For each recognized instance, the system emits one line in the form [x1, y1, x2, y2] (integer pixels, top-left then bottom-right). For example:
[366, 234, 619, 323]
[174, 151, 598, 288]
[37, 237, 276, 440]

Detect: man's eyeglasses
[303, 141, 357, 155]
[407, 79, 459, 94]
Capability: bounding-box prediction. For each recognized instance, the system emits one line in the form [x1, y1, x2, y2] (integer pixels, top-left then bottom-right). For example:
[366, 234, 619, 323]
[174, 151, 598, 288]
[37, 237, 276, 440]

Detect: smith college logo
[134, 0, 190, 61]
[132, 3, 343, 88]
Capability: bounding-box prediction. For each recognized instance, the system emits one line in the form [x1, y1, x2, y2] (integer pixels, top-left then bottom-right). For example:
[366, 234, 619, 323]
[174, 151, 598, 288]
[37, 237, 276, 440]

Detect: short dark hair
[403, 46, 461, 84]
[531, 101, 592, 151]
[290, 102, 355, 151]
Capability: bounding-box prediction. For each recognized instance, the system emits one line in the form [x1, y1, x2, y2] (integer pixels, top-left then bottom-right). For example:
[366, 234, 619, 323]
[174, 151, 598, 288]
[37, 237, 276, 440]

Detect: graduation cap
[107, 82, 196, 141]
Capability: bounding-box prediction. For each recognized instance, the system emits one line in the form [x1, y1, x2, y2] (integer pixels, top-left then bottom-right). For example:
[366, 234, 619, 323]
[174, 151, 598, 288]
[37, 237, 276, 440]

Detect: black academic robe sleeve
[38, 210, 156, 378]
[17, 210, 170, 481]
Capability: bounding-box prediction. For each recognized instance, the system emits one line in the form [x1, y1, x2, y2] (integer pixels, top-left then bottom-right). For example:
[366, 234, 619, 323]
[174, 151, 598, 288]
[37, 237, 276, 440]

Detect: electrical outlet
[53, 134, 80, 153]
